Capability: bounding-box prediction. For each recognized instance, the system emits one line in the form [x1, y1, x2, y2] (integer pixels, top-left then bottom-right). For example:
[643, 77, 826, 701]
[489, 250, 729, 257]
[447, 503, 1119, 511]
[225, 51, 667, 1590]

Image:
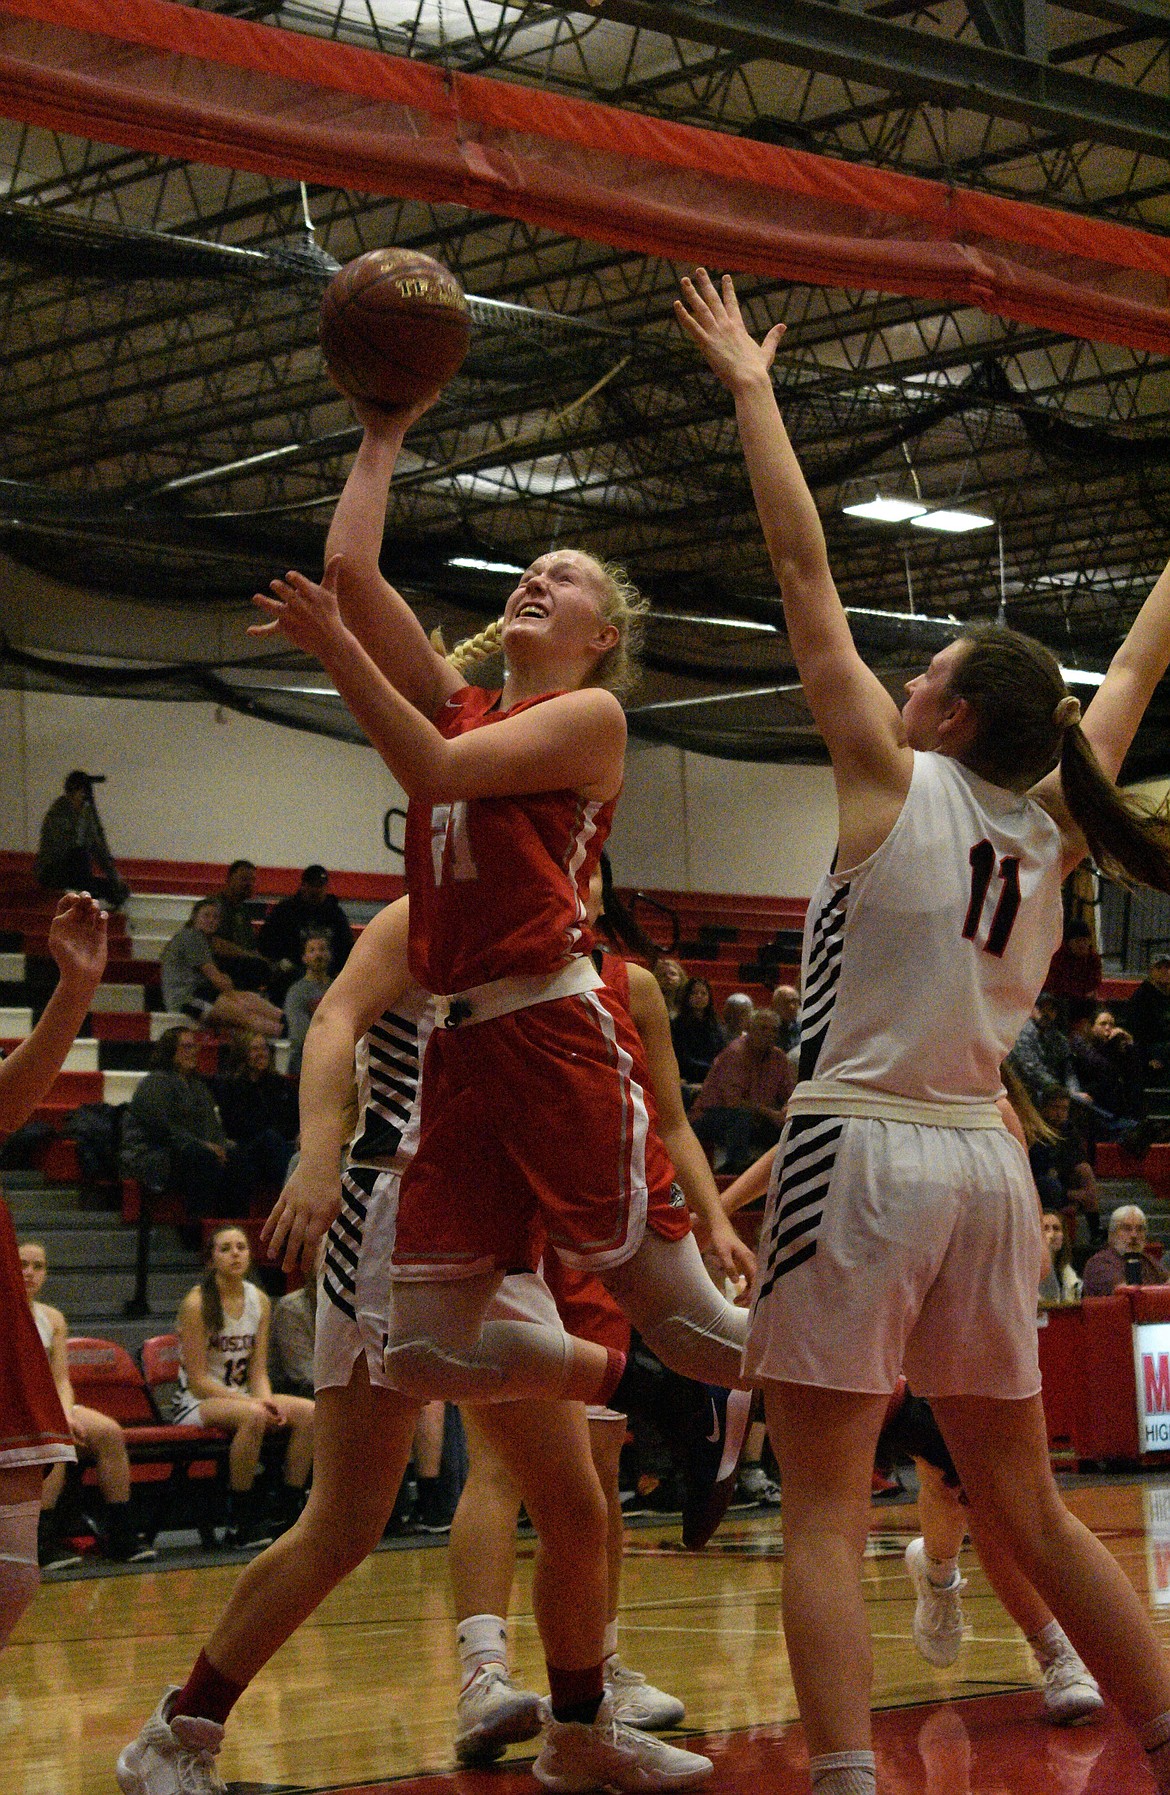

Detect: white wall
[0, 690, 840, 895]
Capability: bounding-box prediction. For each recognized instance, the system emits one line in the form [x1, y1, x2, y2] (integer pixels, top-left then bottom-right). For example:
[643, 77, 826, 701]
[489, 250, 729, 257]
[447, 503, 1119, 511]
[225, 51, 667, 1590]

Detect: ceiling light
[1060, 667, 1106, 687]
[910, 509, 995, 534]
[842, 497, 928, 523]
[447, 555, 525, 575]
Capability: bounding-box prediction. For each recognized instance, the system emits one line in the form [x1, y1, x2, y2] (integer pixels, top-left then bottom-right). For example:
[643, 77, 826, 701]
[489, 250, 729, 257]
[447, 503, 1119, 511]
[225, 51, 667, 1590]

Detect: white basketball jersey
[799, 752, 1063, 1104]
[177, 1282, 262, 1400]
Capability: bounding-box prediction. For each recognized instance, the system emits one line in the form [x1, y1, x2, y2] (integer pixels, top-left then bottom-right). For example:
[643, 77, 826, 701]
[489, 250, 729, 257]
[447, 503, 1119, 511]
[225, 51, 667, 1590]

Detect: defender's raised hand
[674, 270, 786, 393]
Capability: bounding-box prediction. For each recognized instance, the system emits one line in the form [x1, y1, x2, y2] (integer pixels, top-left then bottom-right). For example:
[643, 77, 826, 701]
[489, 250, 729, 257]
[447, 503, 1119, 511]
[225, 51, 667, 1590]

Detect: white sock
[603, 1621, 619, 1661]
[0, 1502, 41, 1652]
[924, 1550, 959, 1588]
[1027, 1618, 1075, 1672]
[457, 1613, 508, 1689]
[809, 1750, 877, 1794]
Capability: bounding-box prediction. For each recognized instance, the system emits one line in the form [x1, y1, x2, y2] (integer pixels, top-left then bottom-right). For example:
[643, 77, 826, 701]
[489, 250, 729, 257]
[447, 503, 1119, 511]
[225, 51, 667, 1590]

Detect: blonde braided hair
[442, 616, 507, 674]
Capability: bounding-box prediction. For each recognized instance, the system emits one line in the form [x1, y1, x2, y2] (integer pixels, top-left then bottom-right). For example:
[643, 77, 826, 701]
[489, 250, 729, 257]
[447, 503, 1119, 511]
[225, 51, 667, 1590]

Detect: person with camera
[1082, 1205, 1170, 1295]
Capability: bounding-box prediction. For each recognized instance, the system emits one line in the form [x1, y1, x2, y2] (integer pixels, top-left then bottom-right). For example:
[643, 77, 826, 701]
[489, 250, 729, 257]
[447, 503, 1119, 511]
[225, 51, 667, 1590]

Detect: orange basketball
[319, 248, 471, 408]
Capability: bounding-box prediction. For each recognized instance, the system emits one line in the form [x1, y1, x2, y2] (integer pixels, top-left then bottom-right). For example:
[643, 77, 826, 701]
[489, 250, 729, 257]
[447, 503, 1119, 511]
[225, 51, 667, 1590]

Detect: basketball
[319, 248, 472, 409]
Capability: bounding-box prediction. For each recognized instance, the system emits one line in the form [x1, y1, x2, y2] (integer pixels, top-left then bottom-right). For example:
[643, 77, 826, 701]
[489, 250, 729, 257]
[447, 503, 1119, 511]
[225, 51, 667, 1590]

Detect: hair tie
[1054, 695, 1082, 731]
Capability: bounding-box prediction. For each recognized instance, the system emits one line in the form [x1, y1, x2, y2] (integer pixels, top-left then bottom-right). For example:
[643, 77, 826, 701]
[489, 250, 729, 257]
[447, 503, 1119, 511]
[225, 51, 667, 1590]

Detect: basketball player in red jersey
[0, 891, 107, 1653]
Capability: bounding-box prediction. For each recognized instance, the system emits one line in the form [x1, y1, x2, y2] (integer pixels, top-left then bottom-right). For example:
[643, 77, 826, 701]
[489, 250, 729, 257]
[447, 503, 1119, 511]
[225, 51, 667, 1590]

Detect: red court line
[226, 1690, 1150, 1793]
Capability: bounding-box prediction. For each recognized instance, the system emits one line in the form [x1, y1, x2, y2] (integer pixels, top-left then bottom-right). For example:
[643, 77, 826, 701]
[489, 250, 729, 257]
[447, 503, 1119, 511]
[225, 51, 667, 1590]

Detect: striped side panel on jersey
[755, 1113, 844, 1301]
[796, 881, 850, 1083]
[322, 1164, 380, 1321]
[348, 1011, 419, 1164]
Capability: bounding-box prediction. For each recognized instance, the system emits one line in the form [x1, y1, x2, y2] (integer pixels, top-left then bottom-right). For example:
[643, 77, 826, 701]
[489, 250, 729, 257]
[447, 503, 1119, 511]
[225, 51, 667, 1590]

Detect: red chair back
[66, 1336, 156, 1426]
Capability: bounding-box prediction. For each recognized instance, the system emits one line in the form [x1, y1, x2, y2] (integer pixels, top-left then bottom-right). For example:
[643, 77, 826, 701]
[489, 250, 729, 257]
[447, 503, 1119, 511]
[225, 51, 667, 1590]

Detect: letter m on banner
[1145, 1353, 1170, 1415]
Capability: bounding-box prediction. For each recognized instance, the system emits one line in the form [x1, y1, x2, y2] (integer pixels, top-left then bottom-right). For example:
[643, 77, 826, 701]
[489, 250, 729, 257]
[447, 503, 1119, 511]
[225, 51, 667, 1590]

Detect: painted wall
[0, 688, 839, 895]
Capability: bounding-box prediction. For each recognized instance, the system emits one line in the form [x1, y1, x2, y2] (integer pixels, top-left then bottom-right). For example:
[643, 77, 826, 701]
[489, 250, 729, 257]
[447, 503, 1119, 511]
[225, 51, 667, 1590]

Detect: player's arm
[247, 1293, 277, 1407]
[46, 1309, 75, 1415]
[251, 564, 626, 804]
[675, 273, 911, 812]
[625, 964, 756, 1283]
[0, 894, 106, 1135]
[718, 1145, 777, 1218]
[324, 404, 463, 717]
[177, 1290, 237, 1402]
[264, 897, 412, 1275]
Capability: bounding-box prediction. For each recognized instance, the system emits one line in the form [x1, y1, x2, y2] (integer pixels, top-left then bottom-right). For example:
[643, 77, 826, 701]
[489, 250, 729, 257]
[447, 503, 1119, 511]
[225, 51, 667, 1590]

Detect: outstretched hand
[47, 892, 108, 991]
[349, 388, 442, 438]
[262, 1158, 342, 1277]
[248, 554, 349, 659]
[693, 1206, 757, 1288]
[674, 269, 786, 393]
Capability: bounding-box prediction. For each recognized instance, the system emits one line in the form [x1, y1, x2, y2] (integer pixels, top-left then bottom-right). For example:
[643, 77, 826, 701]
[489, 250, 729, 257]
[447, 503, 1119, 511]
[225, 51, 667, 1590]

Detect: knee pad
[382, 1338, 508, 1403]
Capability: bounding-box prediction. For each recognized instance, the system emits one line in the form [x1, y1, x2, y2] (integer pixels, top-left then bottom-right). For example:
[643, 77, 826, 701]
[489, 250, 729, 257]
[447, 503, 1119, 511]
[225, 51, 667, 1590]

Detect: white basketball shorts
[743, 1112, 1045, 1400]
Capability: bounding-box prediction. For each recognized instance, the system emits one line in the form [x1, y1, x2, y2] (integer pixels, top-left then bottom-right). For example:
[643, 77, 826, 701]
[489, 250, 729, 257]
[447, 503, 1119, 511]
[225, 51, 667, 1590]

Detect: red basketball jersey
[405, 684, 618, 994]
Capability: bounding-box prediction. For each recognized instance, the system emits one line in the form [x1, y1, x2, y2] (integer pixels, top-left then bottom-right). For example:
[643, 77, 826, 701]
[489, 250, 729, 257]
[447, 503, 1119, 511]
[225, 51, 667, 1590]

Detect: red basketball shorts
[542, 1248, 633, 1357]
[391, 986, 692, 1279]
[0, 1202, 74, 1469]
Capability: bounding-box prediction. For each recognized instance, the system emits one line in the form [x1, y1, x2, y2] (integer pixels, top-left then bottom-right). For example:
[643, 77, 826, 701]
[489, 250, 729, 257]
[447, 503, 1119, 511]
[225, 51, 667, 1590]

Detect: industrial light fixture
[1060, 667, 1106, 687]
[909, 508, 995, 534]
[842, 496, 928, 523]
[447, 555, 525, 575]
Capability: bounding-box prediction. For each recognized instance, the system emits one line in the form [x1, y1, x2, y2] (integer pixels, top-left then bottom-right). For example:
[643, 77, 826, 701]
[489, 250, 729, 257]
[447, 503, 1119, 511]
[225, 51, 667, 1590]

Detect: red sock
[547, 1661, 605, 1724]
[170, 1650, 246, 1727]
[597, 1347, 627, 1407]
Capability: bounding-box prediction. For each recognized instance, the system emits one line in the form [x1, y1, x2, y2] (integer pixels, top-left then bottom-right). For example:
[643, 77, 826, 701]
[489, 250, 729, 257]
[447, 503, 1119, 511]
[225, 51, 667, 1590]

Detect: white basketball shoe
[604, 1657, 686, 1730]
[116, 1687, 226, 1793]
[533, 1690, 713, 1791]
[454, 1662, 544, 1763]
[905, 1537, 967, 1669]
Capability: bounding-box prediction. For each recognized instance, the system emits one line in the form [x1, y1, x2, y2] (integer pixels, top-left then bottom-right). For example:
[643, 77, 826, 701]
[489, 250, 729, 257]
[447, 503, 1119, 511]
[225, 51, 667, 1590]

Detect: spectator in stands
[1069, 1006, 1149, 1151]
[652, 957, 687, 1020]
[270, 1275, 317, 1401]
[771, 982, 801, 1054]
[1009, 993, 1093, 1121]
[18, 1241, 155, 1566]
[35, 771, 128, 910]
[119, 1027, 252, 1233]
[173, 1225, 314, 1546]
[161, 899, 283, 1039]
[721, 992, 754, 1041]
[1028, 1088, 1104, 1247]
[211, 860, 273, 994]
[1083, 1205, 1170, 1296]
[690, 1006, 796, 1174]
[1127, 952, 1170, 1077]
[670, 976, 724, 1094]
[1044, 919, 1103, 1010]
[282, 934, 335, 1080]
[1038, 1212, 1082, 1307]
[256, 865, 353, 1001]
[211, 1034, 297, 1194]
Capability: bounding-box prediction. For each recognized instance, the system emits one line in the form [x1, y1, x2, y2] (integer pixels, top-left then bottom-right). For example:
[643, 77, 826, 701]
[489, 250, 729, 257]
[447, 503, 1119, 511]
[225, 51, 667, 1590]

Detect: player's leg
[117, 1359, 420, 1793]
[933, 1394, 1170, 1782]
[266, 1393, 315, 1489]
[0, 1464, 43, 1652]
[70, 1404, 154, 1562]
[601, 1230, 748, 1389]
[765, 1379, 888, 1790]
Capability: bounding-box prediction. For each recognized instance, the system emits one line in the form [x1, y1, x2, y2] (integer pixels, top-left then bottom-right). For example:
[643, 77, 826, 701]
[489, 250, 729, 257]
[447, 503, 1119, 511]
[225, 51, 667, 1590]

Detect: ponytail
[447, 617, 506, 675]
[948, 625, 1170, 894]
[596, 851, 662, 962]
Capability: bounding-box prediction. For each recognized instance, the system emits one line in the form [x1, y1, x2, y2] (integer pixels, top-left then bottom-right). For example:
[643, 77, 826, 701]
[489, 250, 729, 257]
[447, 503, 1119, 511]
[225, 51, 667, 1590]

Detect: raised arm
[325, 404, 463, 718]
[675, 272, 912, 838]
[0, 894, 107, 1136]
[251, 561, 626, 804]
[264, 896, 412, 1274]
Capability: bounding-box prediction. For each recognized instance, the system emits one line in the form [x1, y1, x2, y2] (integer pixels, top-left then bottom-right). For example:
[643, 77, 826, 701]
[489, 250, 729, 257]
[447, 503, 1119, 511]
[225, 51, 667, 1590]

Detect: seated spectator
[1044, 919, 1102, 1009]
[1038, 1211, 1082, 1307]
[18, 1240, 155, 1566]
[1008, 992, 1080, 1106]
[1127, 952, 1170, 1078]
[212, 1033, 298, 1194]
[1083, 1205, 1170, 1296]
[173, 1225, 314, 1546]
[161, 899, 283, 1039]
[652, 957, 687, 1021]
[211, 859, 274, 994]
[770, 982, 801, 1054]
[283, 934, 335, 1080]
[1069, 1006, 1149, 1150]
[1028, 1088, 1103, 1247]
[690, 1006, 796, 1174]
[119, 1027, 254, 1230]
[270, 1274, 317, 1401]
[670, 977, 724, 1092]
[256, 864, 354, 1001]
[721, 991, 754, 1041]
[35, 770, 128, 909]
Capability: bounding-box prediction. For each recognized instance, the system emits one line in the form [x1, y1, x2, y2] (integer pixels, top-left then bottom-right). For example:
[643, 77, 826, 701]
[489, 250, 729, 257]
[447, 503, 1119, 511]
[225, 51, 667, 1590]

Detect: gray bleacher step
[4, 1198, 124, 1230]
[1, 1168, 49, 1191]
[31, 1229, 200, 1272]
[46, 1269, 195, 1315]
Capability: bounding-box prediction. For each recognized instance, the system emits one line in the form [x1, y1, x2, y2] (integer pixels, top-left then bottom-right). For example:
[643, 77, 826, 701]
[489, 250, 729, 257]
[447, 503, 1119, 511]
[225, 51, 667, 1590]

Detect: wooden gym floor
[7, 1479, 1170, 1794]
